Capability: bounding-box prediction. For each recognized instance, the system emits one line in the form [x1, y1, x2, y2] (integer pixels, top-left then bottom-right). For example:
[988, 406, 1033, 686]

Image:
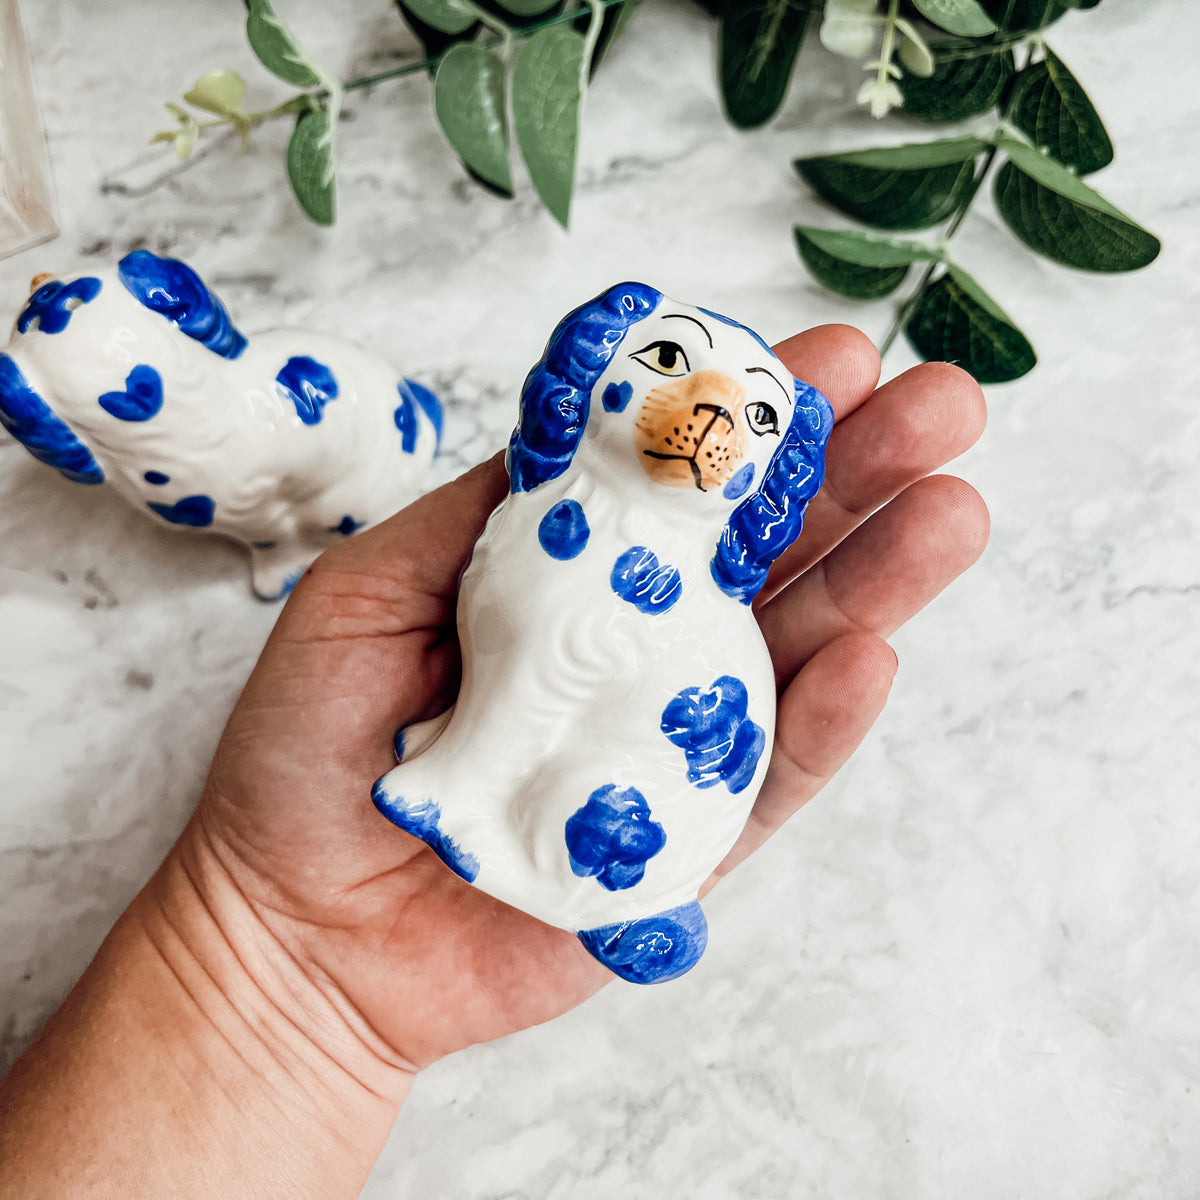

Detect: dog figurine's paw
[373, 283, 834, 984]
[0, 252, 441, 600]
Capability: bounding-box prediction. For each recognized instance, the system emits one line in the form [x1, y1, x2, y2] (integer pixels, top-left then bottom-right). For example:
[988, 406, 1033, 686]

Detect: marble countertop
[2, 0, 1197, 1195]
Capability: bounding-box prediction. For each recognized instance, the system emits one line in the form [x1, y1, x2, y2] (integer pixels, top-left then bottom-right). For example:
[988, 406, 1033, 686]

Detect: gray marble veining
[1, 0, 1198, 1196]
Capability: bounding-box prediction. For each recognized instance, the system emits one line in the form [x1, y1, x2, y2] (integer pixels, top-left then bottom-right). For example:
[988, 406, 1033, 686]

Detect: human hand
[176, 323, 987, 1076]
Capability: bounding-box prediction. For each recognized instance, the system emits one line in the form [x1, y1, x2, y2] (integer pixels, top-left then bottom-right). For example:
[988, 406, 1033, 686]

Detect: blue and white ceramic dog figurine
[0, 251, 441, 599]
[373, 283, 834, 984]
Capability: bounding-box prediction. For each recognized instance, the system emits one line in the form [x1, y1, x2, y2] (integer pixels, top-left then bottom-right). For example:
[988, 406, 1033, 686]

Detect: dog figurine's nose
[634, 370, 748, 492]
[29, 273, 56, 293]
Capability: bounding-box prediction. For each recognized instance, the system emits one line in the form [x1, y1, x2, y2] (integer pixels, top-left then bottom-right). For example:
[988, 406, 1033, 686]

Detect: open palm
[185, 325, 988, 1072]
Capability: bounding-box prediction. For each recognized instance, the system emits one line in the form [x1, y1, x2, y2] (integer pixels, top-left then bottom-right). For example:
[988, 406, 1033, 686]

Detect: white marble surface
[2, 0, 1197, 1195]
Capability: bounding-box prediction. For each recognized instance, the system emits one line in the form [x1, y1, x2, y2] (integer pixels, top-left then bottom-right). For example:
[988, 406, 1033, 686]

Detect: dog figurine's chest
[373, 283, 834, 983]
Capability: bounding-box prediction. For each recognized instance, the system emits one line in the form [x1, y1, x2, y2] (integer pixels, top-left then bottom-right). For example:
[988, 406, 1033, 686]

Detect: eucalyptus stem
[580, 0, 607, 87]
[878, 42, 1035, 358]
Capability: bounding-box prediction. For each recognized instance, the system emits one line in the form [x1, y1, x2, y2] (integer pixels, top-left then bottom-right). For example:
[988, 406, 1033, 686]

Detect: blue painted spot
[331, 515, 363, 536]
[538, 500, 590, 560]
[276, 356, 338, 426]
[98, 365, 163, 422]
[0, 353, 103, 484]
[578, 901, 708, 984]
[565, 784, 666, 891]
[611, 546, 682, 615]
[251, 540, 277, 549]
[117, 250, 246, 359]
[277, 568, 304, 598]
[393, 389, 418, 453]
[394, 728, 406, 763]
[17, 277, 101, 335]
[723, 462, 755, 501]
[147, 493, 215, 528]
[602, 380, 634, 413]
[254, 567, 305, 602]
[402, 378, 443, 444]
[371, 779, 479, 882]
[661, 674, 765, 794]
[144, 470, 170, 486]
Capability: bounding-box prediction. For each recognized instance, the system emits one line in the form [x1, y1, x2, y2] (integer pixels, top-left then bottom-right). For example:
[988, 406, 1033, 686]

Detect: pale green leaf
[183, 70, 248, 117]
[819, 0, 877, 58]
[895, 19, 934, 77]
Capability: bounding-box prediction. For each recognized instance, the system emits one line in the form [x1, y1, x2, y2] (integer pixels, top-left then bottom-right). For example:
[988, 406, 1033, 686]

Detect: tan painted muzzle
[634, 370, 748, 491]
[29, 273, 56, 293]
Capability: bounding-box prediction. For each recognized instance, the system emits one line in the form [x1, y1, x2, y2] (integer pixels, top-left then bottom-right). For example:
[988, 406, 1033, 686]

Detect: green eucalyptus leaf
[905, 266, 1036, 383]
[513, 24, 586, 227]
[402, 0, 477, 35]
[1058, 0, 1101, 7]
[795, 226, 940, 298]
[899, 46, 1013, 122]
[977, 0, 1067, 32]
[435, 43, 512, 194]
[495, 0, 558, 13]
[183, 70, 248, 116]
[720, 0, 814, 129]
[1007, 48, 1112, 174]
[246, 0, 321, 88]
[911, 0, 996, 36]
[794, 136, 986, 230]
[287, 106, 336, 225]
[993, 155, 1159, 272]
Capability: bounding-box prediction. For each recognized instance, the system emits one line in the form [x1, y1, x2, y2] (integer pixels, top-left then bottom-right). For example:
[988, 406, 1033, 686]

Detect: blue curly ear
[710, 379, 834, 605]
[117, 250, 247, 360]
[507, 282, 661, 493]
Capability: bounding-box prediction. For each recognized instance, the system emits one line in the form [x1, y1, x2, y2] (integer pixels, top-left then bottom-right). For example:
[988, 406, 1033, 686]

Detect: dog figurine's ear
[507, 282, 661, 494]
[117, 250, 247, 360]
[710, 378, 834, 604]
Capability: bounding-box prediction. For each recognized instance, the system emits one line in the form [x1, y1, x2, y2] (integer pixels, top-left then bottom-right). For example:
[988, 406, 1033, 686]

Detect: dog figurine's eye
[746, 401, 779, 436]
[630, 340, 690, 377]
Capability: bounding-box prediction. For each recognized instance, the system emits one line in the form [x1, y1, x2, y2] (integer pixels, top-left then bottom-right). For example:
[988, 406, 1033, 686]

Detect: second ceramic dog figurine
[373, 283, 834, 984]
[0, 251, 441, 599]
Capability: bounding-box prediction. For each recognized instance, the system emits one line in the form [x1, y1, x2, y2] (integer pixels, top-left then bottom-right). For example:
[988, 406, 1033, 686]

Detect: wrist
[0, 822, 413, 1199]
[137, 821, 417, 1163]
